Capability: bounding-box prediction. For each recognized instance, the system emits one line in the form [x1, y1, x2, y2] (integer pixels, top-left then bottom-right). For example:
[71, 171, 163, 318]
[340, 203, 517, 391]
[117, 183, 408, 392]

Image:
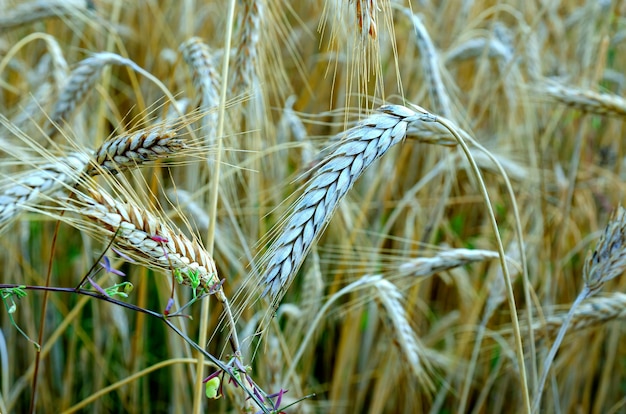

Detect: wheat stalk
[540, 81, 626, 118]
[533, 205, 626, 413]
[260, 104, 436, 303]
[459, 244, 523, 413]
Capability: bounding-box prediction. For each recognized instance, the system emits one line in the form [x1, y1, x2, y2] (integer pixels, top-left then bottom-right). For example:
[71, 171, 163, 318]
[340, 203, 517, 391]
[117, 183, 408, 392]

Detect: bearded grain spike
[180, 37, 221, 108]
[180, 37, 221, 148]
[89, 128, 186, 175]
[231, 0, 263, 91]
[354, 0, 379, 39]
[0, 0, 92, 30]
[397, 248, 507, 279]
[77, 189, 219, 290]
[261, 105, 435, 302]
[533, 205, 626, 412]
[532, 293, 626, 338]
[541, 82, 626, 118]
[584, 205, 626, 294]
[374, 278, 432, 388]
[402, 9, 453, 119]
[0, 152, 90, 226]
[45, 52, 144, 137]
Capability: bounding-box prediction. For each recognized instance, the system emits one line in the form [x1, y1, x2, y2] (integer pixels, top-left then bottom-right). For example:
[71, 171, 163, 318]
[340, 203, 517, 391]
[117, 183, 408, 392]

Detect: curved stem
[435, 115, 531, 414]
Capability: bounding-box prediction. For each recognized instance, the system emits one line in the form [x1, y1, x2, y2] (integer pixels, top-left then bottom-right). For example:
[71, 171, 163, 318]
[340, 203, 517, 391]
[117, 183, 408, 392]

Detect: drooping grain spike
[44, 52, 144, 137]
[374, 278, 433, 389]
[0, 0, 93, 31]
[532, 293, 626, 339]
[540, 82, 626, 118]
[0, 152, 90, 226]
[231, 0, 263, 92]
[402, 9, 453, 119]
[260, 105, 436, 302]
[76, 189, 220, 290]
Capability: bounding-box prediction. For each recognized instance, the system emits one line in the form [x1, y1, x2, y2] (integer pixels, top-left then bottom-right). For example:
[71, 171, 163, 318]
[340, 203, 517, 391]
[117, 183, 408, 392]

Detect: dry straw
[260, 105, 436, 303]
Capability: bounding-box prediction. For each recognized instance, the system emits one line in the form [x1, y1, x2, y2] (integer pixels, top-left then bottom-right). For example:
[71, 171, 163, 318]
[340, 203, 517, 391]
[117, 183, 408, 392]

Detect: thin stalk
[532, 286, 590, 413]
[435, 115, 531, 414]
[29, 218, 62, 414]
[193, 0, 238, 412]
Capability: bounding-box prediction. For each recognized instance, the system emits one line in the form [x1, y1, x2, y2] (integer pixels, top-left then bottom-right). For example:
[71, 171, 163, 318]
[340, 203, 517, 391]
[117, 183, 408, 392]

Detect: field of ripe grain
[1, 1, 625, 413]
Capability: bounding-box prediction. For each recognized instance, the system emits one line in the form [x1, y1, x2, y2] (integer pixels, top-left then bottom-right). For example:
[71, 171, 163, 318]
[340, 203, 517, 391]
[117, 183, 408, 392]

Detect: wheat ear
[401, 8, 453, 119]
[354, 0, 379, 39]
[44, 52, 144, 137]
[533, 206, 626, 413]
[540, 81, 626, 118]
[260, 105, 436, 302]
[74, 188, 241, 353]
[0, 152, 90, 226]
[445, 37, 513, 64]
[179, 37, 221, 147]
[0, 0, 92, 30]
[397, 248, 509, 278]
[231, 0, 263, 92]
[374, 278, 432, 388]
[180, 38, 221, 104]
[0, 123, 189, 226]
[88, 128, 187, 175]
[75, 188, 219, 288]
[532, 292, 626, 338]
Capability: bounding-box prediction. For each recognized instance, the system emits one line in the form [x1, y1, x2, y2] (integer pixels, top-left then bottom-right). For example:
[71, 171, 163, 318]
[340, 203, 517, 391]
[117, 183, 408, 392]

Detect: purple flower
[112, 247, 136, 263]
[99, 256, 126, 276]
[267, 388, 288, 410]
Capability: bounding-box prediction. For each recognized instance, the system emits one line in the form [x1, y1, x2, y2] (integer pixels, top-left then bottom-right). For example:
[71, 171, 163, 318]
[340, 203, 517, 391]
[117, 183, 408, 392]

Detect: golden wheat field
[0, 0, 625, 413]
